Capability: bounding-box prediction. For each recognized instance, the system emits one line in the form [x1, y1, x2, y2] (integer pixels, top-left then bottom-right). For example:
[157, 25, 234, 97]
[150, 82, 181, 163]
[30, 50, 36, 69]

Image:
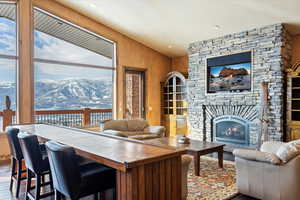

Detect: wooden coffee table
[145, 137, 225, 176]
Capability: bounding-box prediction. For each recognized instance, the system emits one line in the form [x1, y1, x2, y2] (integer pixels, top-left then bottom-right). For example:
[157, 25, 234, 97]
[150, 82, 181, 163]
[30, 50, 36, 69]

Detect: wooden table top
[11, 124, 186, 171]
[144, 137, 225, 152]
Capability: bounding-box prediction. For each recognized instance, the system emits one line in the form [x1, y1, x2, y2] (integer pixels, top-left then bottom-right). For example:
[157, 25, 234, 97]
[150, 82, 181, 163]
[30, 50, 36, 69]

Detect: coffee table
[145, 137, 225, 176]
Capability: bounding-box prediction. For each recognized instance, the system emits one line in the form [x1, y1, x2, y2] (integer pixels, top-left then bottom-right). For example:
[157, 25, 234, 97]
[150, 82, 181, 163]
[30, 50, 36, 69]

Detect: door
[162, 72, 188, 136]
[124, 68, 146, 119]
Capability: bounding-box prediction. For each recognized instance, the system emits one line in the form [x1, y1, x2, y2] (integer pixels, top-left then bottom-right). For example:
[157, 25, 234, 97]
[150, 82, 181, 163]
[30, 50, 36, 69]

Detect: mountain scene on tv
[208, 62, 251, 93]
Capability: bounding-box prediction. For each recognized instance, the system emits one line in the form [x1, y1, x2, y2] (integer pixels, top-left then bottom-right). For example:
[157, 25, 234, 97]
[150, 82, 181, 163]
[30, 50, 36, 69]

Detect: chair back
[18, 132, 44, 174]
[6, 128, 23, 160]
[45, 141, 81, 199]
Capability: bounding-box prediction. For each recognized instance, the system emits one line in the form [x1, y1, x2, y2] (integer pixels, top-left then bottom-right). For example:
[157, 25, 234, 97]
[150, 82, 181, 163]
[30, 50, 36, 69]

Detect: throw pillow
[276, 140, 300, 163]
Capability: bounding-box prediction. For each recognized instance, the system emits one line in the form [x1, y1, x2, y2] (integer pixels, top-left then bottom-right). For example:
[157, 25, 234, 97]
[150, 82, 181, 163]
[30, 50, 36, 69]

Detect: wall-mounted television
[206, 51, 252, 94]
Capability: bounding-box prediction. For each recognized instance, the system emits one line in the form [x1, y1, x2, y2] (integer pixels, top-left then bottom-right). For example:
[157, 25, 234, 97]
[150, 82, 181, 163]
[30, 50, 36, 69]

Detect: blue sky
[0, 17, 16, 83]
[0, 17, 114, 83]
[210, 63, 251, 76]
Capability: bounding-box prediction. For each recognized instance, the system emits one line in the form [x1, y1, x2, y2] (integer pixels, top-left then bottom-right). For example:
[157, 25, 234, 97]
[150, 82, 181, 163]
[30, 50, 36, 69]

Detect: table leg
[194, 152, 200, 176]
[218, 148, 223, 168]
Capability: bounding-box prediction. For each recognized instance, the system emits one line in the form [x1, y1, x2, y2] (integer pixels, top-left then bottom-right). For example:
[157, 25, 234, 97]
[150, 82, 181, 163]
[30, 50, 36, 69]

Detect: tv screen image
[207, 62, 251, 93]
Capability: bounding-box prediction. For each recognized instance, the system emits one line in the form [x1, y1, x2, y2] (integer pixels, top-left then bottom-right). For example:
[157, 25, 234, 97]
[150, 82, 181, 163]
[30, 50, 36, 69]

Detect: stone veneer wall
[187, 24, 292, 148]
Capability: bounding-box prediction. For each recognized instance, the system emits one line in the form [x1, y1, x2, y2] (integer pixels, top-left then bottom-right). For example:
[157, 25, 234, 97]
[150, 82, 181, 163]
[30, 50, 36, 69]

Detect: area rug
[187, 156, 238, 200]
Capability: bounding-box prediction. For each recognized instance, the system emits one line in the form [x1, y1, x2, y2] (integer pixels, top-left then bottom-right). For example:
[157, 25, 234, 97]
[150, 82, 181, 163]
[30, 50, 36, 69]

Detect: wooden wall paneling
[176, 156, 182, 200]
[116, 158, 182, 200]
[131, 168, 138, 200]
[145, 164, 153, 200]
[292, 35, 300, 64]
[171, 157, 178, 200]
[165, 159, 172, 200]
[18, 0, 34, 123]
[138, 165, 145, 200]
[126, 169, 132, 200]
[171, 56, 188, 75]
[159, 160, 166, 200]
[152, 162, 160, 200]
[117, 171, 127, 200]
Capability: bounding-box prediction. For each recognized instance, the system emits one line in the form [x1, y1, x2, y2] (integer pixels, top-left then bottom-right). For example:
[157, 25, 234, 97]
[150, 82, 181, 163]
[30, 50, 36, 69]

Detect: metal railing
[1, 108, 112, 131]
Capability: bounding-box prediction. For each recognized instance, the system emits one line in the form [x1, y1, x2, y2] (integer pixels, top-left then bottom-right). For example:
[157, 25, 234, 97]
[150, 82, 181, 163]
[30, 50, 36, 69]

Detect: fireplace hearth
[213, 115, 249, 146]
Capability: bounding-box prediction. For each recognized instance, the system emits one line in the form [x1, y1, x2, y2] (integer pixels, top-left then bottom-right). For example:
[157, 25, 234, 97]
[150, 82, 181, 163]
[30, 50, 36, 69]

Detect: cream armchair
[233, 141, 300, 200]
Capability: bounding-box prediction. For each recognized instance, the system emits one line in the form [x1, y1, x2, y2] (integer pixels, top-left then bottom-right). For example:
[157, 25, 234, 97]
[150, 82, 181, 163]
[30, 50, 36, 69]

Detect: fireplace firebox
[213, 115, 249, 146]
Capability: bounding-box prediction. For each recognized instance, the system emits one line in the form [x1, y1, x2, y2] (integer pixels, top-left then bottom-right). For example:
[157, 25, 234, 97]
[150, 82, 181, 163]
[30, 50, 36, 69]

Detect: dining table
[11, 123, 186, 200]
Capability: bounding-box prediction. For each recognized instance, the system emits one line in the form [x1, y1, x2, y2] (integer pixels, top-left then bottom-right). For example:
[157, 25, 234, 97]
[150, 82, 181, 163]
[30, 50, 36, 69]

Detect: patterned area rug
[187, 156, 238, 200]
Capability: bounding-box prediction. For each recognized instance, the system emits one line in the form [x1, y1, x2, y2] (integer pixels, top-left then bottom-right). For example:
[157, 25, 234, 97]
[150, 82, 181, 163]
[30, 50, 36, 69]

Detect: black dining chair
[5, 128, 27, 198]
[18, 132, 54, 200]
[45, 140, 116, 200]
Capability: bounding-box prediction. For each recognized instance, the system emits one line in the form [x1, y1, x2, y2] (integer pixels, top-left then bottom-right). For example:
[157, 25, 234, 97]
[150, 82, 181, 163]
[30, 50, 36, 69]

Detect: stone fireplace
[187, 24, 292, 149]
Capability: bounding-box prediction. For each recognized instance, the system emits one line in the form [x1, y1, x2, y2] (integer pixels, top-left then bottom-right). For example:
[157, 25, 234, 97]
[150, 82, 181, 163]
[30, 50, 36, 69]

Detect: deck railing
[0, 108, 112, 131]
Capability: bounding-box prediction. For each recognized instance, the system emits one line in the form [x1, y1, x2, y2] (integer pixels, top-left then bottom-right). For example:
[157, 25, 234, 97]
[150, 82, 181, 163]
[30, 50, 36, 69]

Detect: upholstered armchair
[101, 119, 165, 140]
[233, 141, 300, 200]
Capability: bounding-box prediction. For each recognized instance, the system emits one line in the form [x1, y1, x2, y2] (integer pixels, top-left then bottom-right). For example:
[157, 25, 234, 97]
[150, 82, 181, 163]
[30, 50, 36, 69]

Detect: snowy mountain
[0, 79, 112, 111]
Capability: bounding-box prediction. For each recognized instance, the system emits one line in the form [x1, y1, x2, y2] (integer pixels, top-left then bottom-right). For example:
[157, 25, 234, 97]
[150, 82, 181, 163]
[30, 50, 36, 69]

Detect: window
[0, 2, 17, 131]
[33, 8, 115, 127]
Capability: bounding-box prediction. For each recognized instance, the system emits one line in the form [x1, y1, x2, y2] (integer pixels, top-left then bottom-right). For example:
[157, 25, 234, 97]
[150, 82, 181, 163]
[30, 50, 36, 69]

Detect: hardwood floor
[0, 154, 258, 200]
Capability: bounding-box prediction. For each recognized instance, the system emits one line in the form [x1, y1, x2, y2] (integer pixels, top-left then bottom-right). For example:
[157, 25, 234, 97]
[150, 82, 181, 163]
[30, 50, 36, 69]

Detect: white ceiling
[56, 0, 300, 57]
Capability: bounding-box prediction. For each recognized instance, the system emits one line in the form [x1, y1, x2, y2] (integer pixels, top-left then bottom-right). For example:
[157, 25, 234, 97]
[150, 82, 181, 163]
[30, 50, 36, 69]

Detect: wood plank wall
[171, 56, 188, 75]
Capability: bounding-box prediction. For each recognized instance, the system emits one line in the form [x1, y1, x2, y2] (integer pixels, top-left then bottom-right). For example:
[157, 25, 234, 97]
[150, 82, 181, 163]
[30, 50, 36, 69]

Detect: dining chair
[18, 132, 54, 200]
[45, 140, 116, 200]
[5, 128, 27, 198]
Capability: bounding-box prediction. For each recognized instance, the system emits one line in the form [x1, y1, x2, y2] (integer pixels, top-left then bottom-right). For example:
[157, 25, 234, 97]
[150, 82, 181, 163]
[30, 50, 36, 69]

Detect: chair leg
[112, 188, 116, 200]
[49, 172, 54, 191]
[41, 174, 45, 184]
[15, 159, 22, 198]
[94, 193, 99, 200]
[25, 169, 32, 200]
[35, 174, 41, 200]
[54, 190, 62, 200]
[100, 191, 106, 200]
[9, 157, 16, 192]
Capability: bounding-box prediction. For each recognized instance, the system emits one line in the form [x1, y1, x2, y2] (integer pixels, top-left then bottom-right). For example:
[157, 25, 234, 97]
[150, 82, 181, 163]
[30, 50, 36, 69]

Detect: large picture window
[0, 2, 17, 131]
[33, 8, 115, 127]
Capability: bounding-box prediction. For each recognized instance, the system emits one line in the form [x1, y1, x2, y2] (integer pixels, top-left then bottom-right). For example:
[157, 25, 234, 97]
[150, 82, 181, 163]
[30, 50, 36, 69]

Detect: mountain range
[0, 79, 112, 111]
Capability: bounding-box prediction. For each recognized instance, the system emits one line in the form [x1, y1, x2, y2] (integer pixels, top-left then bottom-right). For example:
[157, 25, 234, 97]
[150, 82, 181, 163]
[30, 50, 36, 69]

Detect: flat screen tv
[206, 51, 252, 94]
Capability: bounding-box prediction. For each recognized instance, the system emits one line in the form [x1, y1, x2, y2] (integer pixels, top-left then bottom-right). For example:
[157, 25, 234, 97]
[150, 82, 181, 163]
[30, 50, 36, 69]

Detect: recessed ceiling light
[213, 25, 221, 30]
[89, 3, 96, 8]
[168, 45, 173, 49]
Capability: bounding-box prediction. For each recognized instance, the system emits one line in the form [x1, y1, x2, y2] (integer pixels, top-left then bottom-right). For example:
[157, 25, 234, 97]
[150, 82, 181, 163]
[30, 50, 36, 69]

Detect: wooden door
[124, 68, 146, 119]
[162, 72, 188, 136]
